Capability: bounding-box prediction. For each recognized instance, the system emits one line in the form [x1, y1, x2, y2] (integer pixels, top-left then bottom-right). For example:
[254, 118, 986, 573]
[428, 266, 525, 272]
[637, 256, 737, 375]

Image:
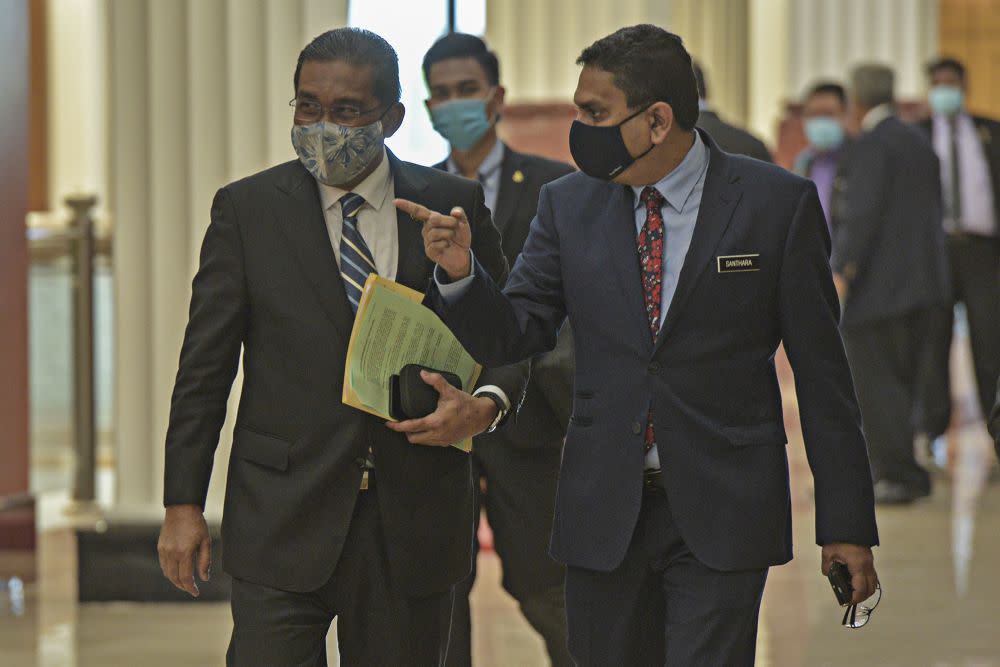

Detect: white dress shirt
[317, 149, 399, 280]
[446, 137, 505, 215]
[932, 112, 998, 237]
[861, 103, 894, 132]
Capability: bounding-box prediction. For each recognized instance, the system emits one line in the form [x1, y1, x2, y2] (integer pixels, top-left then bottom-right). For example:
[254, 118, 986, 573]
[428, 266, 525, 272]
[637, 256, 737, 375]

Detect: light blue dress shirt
[446, 138, 505, 215]
[437, 132, 711, 469]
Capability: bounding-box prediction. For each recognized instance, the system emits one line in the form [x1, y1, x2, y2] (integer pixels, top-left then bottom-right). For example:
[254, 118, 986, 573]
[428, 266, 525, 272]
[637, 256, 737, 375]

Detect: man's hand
[394, 198, 472, 281]
[385, 370, 497, 446]
[821, 543, 878, 605]
[158, 504, 212, 597]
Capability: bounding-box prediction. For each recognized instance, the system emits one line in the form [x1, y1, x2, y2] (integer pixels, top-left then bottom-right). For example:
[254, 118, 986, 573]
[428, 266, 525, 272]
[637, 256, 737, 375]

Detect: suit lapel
[655, 143, 743, 352]
[391, 154, 434, 289]
[271, 162, 356, 344]
[601, 183, 652, 349]
[494, 147, 526, 235]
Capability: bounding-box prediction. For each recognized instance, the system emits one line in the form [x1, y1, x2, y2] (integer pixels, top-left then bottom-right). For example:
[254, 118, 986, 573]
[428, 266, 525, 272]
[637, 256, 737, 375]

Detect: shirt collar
[861, 104, 894, 132]
[445, 137, 506, 180]
[631, 131, 709, 214]
[317, 148, 393, 214]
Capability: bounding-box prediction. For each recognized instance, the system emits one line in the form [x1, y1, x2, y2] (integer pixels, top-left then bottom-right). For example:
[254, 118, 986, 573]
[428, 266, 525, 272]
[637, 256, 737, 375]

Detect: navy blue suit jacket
[427, 131, 879, 573]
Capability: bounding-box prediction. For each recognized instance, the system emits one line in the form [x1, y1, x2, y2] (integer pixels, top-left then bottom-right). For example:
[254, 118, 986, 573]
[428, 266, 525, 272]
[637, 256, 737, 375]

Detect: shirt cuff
[472, 384, 511, 412]
[434, 250, 476, 302]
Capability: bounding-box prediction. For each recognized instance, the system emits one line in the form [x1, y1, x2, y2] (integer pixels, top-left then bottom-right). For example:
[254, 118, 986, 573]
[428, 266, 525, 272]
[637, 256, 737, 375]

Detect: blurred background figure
[421, 32, 575, 667]
[692, 60, 772, 162]
[916, 57, 1000, 455]
[793, 82, 849, 226]
[830, 64, 952, 505]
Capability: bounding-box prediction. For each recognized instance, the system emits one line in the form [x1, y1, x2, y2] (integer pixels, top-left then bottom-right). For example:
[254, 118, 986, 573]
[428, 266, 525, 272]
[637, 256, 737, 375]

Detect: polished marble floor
[3, 325, 1000, 665]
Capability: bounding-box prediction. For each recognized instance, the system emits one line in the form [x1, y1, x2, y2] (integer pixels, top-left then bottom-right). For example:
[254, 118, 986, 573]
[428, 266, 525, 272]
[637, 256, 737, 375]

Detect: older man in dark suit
[830, 64, 952, 505]
[418, 32, 575, 667]
[156, 28, 526, 667]
[401, 25, 879, 666]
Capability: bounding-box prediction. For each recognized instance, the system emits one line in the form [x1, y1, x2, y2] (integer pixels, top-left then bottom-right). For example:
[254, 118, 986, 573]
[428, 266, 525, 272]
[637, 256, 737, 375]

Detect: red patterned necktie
[638, 186, 665, 454]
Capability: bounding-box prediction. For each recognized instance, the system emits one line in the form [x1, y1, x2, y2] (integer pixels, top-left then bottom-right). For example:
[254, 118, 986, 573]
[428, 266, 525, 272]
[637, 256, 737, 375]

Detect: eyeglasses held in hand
[842, 583, 881, 629]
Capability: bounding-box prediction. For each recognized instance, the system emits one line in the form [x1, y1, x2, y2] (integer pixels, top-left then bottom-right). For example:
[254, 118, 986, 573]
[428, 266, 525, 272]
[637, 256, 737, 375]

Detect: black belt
[643, 468, 663, 492]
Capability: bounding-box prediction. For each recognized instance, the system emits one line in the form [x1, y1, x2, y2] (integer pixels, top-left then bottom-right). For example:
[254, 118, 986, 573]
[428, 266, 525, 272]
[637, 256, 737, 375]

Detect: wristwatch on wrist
[473, 388, 509, 434]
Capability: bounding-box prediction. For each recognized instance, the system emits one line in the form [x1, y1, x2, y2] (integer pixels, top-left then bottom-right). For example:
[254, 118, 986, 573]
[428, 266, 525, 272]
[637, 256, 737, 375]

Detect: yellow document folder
[342, 274, 482, 451]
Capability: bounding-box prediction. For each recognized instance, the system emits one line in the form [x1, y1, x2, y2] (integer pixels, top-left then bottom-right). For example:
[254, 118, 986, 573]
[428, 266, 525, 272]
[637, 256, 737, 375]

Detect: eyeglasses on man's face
[289, 98, 385, 126]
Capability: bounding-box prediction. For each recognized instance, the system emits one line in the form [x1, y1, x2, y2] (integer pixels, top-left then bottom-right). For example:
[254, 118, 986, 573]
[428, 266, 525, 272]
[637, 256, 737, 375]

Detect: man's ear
[649, 101, 674, 144]
[383, 103, 406, 138]
[493, 85, 507, 118]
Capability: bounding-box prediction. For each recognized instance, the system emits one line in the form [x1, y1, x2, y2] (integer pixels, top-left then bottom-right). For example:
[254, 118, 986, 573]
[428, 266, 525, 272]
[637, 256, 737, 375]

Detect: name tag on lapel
[717, 254, 760, 273]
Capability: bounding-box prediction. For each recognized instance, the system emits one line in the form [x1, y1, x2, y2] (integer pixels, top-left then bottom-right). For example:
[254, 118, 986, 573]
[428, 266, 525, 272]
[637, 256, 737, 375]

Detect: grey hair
[850, 64, 894, 109]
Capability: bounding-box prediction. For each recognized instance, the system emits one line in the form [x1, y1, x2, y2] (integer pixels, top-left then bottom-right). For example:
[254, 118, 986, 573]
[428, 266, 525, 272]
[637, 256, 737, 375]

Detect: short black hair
[692, 60, 707, 99]
[422, 33, 500, 86]
[926, 56, 966, 83]
[805, 81, 847, 108]
[577, 25, 699, 131]
[294, 28, 401, 105]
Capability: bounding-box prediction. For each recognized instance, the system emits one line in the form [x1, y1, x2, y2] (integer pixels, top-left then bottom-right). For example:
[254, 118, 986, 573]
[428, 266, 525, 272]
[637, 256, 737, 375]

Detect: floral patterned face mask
[290, 119, 384, 187]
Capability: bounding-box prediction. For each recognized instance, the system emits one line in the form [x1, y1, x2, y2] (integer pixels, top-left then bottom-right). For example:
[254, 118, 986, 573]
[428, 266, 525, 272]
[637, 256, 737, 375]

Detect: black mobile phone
[828, 561, 853, 606]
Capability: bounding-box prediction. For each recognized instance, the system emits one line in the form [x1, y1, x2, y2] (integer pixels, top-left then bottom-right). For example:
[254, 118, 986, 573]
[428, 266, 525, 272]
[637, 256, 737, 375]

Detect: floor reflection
[3, 324, 999, 666]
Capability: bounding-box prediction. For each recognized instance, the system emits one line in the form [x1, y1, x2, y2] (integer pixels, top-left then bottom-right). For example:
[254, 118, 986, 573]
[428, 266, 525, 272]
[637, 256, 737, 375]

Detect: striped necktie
[338, 193, 377, 312]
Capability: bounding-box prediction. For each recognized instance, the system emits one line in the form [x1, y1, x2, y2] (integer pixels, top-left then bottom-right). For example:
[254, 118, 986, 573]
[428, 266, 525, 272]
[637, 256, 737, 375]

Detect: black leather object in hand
[388, 364, 463, 421]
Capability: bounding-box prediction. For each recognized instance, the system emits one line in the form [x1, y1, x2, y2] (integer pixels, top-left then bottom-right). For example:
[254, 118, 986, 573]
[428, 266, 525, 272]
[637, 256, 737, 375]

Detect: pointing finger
[394, 198, 432, 222]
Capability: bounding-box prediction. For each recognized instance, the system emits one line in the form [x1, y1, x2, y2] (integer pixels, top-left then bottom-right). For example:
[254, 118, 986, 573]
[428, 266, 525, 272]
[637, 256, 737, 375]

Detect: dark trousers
[447, 446, 572, 667]
[843, 308, 938, 494]
[564, 482, 768, 666]
[920, 236, 1000, 434]
[226, 487, 455, 667]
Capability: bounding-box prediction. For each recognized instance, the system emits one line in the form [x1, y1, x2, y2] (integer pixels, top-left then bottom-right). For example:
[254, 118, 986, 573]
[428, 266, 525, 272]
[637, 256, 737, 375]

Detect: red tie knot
[640, 186, 665, 210]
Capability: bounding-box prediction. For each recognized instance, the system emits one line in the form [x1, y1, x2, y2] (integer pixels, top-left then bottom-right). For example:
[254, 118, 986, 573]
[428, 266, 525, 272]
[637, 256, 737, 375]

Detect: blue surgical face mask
[430, 90, 495, 151]
[804, 116, 845, 152]
[929, 85, 963, 116]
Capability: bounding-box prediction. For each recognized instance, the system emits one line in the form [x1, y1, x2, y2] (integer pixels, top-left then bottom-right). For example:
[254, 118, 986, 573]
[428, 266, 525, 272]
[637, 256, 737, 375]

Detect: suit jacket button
[631, 422, 643, 435]
[648, 362, 661, 375]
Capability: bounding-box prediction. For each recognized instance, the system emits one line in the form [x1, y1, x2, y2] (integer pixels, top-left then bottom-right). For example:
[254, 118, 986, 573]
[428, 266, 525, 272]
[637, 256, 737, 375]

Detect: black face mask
[569, 106, 656, 180]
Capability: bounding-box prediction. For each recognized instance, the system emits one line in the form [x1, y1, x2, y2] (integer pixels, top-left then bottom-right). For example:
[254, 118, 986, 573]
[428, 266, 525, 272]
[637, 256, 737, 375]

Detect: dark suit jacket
[990, 376, 1000, 449]
[435, 146, 576, 450]
[427, 130, 878, 573]
[697, 110, 773, 163]
[918, 114, 1000, 229]
[830, 116, 951, 327]
[163, 152, 527, 596]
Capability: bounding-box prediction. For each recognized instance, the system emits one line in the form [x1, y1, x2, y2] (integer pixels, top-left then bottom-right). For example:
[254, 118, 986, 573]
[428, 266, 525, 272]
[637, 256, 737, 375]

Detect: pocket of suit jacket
[234, 427, 292, 471]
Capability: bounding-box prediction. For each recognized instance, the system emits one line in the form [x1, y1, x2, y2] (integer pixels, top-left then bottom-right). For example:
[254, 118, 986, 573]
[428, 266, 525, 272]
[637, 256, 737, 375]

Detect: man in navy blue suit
[397, 25, 879, 666]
